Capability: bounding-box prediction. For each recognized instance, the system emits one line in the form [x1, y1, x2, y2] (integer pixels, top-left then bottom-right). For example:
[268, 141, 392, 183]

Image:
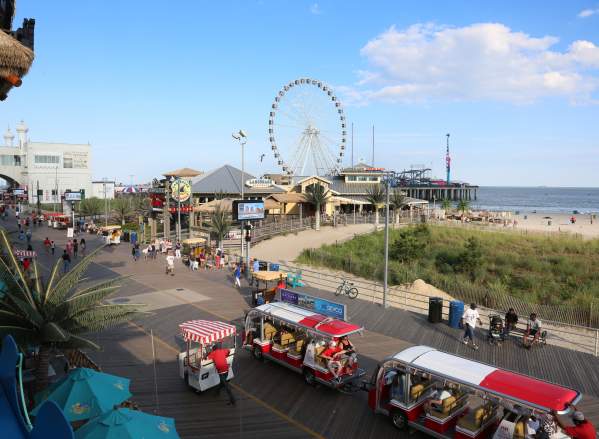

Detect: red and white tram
[244, 302, 365, 389]
[368, 345, 581, 438]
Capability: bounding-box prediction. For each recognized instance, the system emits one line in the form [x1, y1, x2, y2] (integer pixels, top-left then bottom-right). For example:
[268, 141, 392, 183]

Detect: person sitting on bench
[425, 385, 453, 412]
[523, 313, 542, 349]
[320, 340, 343, 381]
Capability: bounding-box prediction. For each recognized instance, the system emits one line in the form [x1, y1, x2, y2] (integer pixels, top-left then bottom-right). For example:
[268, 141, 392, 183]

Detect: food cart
[181, 238, 206, 266]
[177, 320, 236, 392]
[251, 270, 287, 305]
[98, 225, 122, 245]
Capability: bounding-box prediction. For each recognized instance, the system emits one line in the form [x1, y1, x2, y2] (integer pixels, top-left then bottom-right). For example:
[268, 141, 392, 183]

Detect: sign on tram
[279, 289, 347, 321]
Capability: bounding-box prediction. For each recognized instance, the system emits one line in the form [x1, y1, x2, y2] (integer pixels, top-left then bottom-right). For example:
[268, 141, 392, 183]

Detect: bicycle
[335, 279, 359, 299]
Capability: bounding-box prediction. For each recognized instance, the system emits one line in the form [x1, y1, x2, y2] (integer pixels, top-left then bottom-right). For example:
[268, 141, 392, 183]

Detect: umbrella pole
[150, 329, 160, 414]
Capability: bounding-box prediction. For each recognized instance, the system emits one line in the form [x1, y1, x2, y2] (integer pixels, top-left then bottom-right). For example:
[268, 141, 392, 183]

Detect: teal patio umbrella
[32, 368, 132, 422]
[74, 408, 179, 439]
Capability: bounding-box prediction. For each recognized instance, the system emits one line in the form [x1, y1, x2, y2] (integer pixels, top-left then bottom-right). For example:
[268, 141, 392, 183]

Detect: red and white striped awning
[179, 320, 236, 344]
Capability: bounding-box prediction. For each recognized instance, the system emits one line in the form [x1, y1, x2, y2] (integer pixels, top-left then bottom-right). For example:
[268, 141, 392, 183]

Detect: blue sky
[2, 0, 599, 186]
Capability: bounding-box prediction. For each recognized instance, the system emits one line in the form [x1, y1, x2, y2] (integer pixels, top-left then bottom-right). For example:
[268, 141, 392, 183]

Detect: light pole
[232, 130, 247, 264]
[383, 173, 391, 308]
[103, 178, 108, 227]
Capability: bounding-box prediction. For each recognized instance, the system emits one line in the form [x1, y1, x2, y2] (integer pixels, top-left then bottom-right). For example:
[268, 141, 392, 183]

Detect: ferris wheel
[268, 78, 347, 176]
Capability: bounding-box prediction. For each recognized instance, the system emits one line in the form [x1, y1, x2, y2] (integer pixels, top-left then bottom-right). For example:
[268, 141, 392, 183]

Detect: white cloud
[342, 23, 599, 105]
[309, 3, 321, 15]
[578, 8, 599, 18]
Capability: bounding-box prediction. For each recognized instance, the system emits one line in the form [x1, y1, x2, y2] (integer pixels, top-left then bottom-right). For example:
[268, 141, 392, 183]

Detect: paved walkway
[4, 211, 599, 438]
[250, 223, 375, 262]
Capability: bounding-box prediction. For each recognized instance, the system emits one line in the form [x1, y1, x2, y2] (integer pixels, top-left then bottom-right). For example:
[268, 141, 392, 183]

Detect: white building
[0, 121, 92, 204]
[91, 180, 115, 200]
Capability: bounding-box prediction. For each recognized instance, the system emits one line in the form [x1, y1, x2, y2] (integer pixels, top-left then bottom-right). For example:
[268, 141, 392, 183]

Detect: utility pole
[446, 133, 451, 186]
[351, 122, 354, 168]
[232, 130, 247, 265]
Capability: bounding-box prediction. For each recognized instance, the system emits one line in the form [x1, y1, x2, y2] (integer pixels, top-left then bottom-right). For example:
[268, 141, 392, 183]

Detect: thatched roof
[163, 167, 203, 178]
[0, 30, 34, 79]
[195, 198, 234, 213]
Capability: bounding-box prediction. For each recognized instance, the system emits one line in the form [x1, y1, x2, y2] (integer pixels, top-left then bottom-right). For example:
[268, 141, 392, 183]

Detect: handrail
[17, 353, 33, 431]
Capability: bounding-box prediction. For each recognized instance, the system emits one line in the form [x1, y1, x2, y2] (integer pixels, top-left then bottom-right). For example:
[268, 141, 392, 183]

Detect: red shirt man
[564, 421, 596, 439]
[207, 348, 230, 374]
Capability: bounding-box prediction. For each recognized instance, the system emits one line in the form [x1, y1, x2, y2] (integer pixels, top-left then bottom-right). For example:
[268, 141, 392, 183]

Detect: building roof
[266, 193, 307, 204]
[328, 177, 379, 195]
[192, 164, 285, 195]
[163, 167, 203, 178]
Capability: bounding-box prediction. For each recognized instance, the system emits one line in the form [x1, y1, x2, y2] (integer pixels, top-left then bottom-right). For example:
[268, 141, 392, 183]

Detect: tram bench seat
[410, 382, 434, 401]
[514, 421, 525, 439]
[457, 404, 496, 432]
[264, 323, 277, 340]
[289, 339, 304, 354]
[429, 394, 468, 420]
[280, 333, 295, 346]
[315, 345, 327, 368]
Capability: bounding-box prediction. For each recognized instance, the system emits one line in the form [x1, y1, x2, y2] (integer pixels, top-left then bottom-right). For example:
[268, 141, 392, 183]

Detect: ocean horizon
[470, 186, 599, 214]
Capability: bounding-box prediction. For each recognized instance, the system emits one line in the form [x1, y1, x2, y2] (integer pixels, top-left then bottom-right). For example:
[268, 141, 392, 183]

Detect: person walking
[132, 244, 138, 261]
[25, 228, 32, 245]
[43, 237, 51, 253]
[134, 243, 141, 261]
[66, 239, 73, 256]
[50, 241, 56, 255]
[73, 239, 79, 258]
[165, 251, 175, 276]
[207, 343, 236, 406]
[175, 241, 181, 259]
[62, 250, 71, 273]
[461, 303, 483, 349]
[80, 238, 86, 256]
[234, 264, 241, 288]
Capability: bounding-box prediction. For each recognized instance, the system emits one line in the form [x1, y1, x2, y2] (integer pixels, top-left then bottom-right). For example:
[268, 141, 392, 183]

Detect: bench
[506, 326, 547, 346]
[456, 403, 498, 435]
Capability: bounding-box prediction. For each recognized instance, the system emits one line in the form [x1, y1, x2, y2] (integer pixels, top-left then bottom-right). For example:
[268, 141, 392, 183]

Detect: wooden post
[596, 330, 598, 357]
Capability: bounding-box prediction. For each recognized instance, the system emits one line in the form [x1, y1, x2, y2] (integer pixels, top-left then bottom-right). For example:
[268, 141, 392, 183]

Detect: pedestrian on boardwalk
[73, 239, 79, 258]
[234, 264, 241, 288]
[25, 228, 32, 245]
[18, 229, 24, 240]
[151, 242, 157, 259]
[207, 343, 236, 406]
[50, 241, 56, 255]
[66, 239, 73, 256]
[461, 303, 483, 350]
[62, 250, 71, 273]
[80, 238, 86, 256]
[165, 251, 175, 275]
[43, 237, 51, 253]
[132, 244, 138, 261]
[175, 241, 181, 259]
[134, 243, 141, 261]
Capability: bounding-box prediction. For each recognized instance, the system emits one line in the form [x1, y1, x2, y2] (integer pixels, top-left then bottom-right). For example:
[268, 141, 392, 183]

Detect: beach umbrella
[32, 368, 132, 422]
[122, 186, 137, 194]
[74, 408, 179, 439]
[163, 167, 202, 178]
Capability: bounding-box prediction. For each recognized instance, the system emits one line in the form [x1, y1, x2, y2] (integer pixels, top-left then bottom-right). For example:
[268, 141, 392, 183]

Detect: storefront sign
[245, 178, 274, 188]
[233, 200, 265, 221]
[170, 179, 191, 202]
[279, 289, 346, 321]
[14, 250, 37, 258]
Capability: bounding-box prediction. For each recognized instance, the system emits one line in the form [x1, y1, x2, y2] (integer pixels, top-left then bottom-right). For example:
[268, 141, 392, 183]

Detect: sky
[2, 0, 599, 187]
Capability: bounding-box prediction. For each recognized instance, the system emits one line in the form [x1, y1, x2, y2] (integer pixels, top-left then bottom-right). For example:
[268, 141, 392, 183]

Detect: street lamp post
[103, 178, 108, 227]
[232, 130, 247, 266]
[383, 173, 391, 308]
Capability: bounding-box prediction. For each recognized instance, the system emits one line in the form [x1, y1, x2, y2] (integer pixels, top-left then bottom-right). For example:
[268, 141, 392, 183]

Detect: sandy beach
[498, 212, 599, 238]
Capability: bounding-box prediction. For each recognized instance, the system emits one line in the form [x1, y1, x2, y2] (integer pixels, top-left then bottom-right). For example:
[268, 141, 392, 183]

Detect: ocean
[471, 187, 599, 214]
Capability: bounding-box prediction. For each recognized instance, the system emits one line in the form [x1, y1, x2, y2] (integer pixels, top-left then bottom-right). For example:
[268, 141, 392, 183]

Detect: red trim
[479, 370, 578, 411]
[296, 316, 362, 336]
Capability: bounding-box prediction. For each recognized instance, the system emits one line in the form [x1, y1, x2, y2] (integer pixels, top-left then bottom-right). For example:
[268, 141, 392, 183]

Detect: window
[0, 155, 16, 166]
[369, 176, 379, 182]
[63, 157, 73, 168]
[346, 175, 357, 182]
[34, 155, 60, 165]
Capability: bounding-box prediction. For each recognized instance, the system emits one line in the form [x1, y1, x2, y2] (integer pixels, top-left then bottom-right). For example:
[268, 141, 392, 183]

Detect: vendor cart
[251, 270, 287, 305]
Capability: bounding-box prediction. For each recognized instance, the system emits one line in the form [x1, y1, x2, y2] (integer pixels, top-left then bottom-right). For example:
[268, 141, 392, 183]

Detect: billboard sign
[64, 191, 82, 201]
[13, 189, 25, 195]
[233, 200, 265, 221]
[279, 289, 347, 321]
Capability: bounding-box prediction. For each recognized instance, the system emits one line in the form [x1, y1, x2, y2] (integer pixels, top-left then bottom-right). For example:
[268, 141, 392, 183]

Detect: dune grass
[297, 224, 599, 308]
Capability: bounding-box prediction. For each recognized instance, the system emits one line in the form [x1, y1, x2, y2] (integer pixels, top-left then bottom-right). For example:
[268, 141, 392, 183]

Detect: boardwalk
[6, 217, 599, 437]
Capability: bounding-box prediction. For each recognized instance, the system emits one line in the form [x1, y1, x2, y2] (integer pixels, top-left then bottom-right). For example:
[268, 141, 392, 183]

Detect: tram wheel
[303, 368, 316, 386]
[391, 410, 408, 431]
[252, 346, 263, 361]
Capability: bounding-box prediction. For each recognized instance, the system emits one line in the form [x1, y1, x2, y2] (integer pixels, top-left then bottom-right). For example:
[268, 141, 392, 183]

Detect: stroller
[487, 314, 504, 345]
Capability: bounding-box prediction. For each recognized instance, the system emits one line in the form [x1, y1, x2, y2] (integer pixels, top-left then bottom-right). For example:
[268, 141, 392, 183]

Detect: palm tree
[78, 197, 103, 219]
[0, 231, 143, 392]
[441, 198, 452, 212]
[457, 199, 470, 215]
[365, 184, 385, 226]
[111, 197, 132, 225]
[206, 206, 231, 248]
[304, 183, 329, 231]
[390, 189, 407, 225]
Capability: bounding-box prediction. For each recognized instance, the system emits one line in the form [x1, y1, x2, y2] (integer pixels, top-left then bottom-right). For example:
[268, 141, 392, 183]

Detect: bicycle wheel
[348, 287, 359, 299]
[335, 285, 343, 296]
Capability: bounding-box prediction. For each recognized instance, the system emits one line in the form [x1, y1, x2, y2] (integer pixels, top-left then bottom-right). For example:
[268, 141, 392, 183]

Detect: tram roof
[389, 346, 580, 413]
[253, 302, 363, 337]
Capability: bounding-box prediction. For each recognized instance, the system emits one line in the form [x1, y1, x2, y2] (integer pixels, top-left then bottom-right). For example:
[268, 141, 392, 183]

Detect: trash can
[428, 297, 443, 323]
[448, 300, 464, 328]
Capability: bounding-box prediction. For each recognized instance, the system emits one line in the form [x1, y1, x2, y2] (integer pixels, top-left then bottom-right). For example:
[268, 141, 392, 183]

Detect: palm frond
[40, 322, 70, 343]
[0, 229, 34, 305]
[0, 309, 34, 327]
[64, 304, 146, 334]
[365, 184, 386, 206]
[55, 334, 101, 351]
[55, 285, 121, 321]
[0, 325, 37, 343]
[304, 184, 329, 207]
[3, 293, 44, 328]
[45, 245, 106, 306]
[43, 258, 62, 304]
